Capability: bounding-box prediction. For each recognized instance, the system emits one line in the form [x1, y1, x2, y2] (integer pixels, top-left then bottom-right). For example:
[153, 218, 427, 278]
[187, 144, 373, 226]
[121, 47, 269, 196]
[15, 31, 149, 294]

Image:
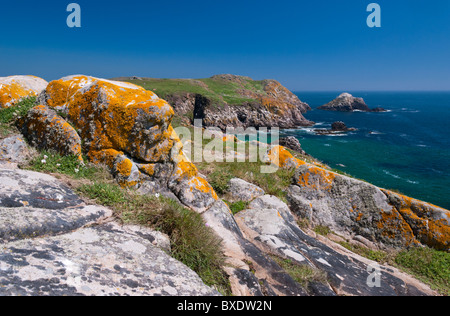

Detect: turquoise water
[281, 92, 450, 210]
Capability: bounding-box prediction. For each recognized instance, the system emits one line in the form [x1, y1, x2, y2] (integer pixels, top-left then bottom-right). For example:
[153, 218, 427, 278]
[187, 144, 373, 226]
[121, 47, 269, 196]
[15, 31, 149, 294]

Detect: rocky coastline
[0, 74, 448, 297]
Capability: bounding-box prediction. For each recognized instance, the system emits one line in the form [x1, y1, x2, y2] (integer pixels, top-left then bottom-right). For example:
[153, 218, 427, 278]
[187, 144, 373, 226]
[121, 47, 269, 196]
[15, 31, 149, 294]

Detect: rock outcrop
[120, 75, 314, 130]
[318, 93, 386, 112]
[0, 76, 48, 108]
[226, 178, 265, 202]
[233, 188, 435, 296]
[285, 161, 450, 251]
[279, 136, 305, 154]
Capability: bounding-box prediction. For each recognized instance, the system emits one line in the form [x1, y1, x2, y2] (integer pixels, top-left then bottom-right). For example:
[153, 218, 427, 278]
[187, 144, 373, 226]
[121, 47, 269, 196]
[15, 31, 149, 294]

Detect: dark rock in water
[315, 121, 357, 135]
[371, 107, 387, 113]
[279, 136, 305, 154]
[318, 93, 386, 112]
[332, 121, 350, 131]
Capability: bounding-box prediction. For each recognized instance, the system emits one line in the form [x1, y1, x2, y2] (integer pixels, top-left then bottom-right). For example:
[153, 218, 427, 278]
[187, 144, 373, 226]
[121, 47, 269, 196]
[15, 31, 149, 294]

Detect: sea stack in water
[318, 93, 386, 112]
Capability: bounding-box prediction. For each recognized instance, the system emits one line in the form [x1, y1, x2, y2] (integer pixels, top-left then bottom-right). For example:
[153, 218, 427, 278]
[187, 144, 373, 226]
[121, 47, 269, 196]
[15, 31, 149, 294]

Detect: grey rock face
[0, 222, 219, 296]
[286, 164, 420, 248]
[235, 200, 431, 296]
[226, 178, 265, 202]
[0, 135, 32, 164]
[0, 168, 84, 210]
[0, 167, 219, 296]
[318, 93, 371, 112]
[279, 137, 305, 154]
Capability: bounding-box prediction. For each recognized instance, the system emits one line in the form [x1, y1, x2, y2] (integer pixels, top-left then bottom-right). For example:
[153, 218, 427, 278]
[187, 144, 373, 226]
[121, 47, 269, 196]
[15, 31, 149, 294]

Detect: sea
[279, 91, 450, 210]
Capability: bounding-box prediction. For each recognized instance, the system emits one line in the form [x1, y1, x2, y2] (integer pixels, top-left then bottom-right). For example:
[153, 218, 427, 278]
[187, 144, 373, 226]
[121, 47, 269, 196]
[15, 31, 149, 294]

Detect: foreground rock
[0, 76, 48, 108]
[0, 167, 218, 296]
[0, 222, 219, 296]
[318, 93, 386, 112]
[235, 195, 433, 296]
[0, 168, 111, 242]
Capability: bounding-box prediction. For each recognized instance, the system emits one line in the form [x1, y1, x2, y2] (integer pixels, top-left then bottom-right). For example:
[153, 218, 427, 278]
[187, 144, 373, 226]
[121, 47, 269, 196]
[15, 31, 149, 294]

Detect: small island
[318, 93, 386, 112]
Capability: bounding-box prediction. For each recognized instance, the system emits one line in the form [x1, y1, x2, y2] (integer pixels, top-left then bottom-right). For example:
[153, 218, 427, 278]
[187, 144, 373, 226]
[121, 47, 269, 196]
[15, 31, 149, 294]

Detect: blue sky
[1, 0, 449, 91]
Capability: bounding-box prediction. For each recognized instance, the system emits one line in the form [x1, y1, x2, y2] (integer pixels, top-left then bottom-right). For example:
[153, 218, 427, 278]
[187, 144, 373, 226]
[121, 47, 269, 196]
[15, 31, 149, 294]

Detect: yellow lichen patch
[0, 76, 47, 108]
[42, 76, 175, 163]
[139, 164, 156, 177]
[375, 208, 418, 247]
[20, 105, 83, 161]
[88, 149, 123, 168]
[296, 165, 336, 191]
[382, 189, 450, 250]
[267, 145, 306, 169]
[116, 159, 133, 177]
[188, 176, 219, 201]
[397, 207, 450, 250]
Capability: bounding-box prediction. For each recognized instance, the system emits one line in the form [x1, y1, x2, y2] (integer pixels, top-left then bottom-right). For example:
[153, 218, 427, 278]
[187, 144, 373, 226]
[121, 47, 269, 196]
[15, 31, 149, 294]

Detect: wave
[383, 170, 419, 185]
[383, 170, 401, 179]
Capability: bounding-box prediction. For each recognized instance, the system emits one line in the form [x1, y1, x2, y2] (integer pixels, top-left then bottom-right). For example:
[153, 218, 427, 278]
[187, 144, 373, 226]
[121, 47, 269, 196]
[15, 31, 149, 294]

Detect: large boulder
[39, 75, 175, 164]
[37, 75, 219, 208]
[286, 163, 450, 250]
[0, 76, 48, 108]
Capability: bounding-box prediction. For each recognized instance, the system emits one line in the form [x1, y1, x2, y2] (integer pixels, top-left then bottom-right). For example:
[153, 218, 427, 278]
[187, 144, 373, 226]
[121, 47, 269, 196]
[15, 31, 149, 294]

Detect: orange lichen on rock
[18, 105, 83, 161]
[0, 76, 48, 108]
[266, 145, 306, 169]
[40, 75, 175, 163]
[296, 164, 336, 191]
[374, 208, 419, 247]
[382, 190, 450, 250]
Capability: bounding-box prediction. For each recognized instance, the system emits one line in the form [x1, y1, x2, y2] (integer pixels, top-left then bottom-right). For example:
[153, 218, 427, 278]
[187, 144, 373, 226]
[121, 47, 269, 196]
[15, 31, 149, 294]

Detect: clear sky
[1, 0, 449, 91]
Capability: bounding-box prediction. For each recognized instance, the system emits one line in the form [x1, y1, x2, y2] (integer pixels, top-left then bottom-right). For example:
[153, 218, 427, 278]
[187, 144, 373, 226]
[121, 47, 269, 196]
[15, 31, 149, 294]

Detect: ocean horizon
[280, 91, 450, 210]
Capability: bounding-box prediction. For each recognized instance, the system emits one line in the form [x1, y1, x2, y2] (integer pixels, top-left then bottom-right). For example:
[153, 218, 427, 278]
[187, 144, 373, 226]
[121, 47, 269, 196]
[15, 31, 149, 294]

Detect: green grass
[313, 225, 332, 237]
[122, 75, 267, 107]
[224, 200, 250, 215]
[395, 247, 450, 295]
[26, 150, 111, 181]
[0, 96, 37, 138]
[76, 182, 232, 296]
